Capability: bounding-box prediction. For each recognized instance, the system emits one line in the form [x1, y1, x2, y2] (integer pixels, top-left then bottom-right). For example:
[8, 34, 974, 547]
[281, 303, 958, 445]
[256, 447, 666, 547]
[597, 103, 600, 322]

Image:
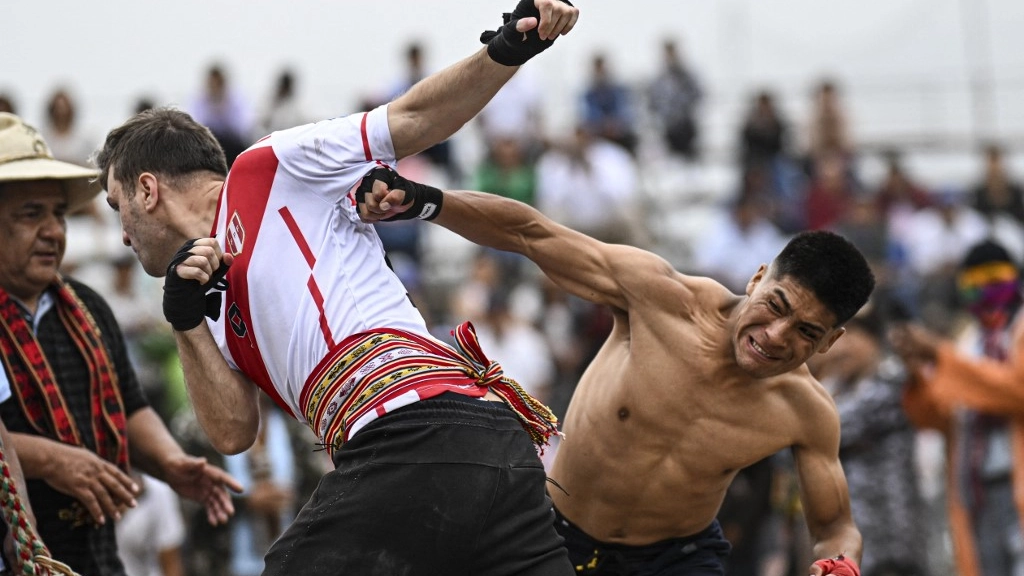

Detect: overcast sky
[5, 0, 1024, 151]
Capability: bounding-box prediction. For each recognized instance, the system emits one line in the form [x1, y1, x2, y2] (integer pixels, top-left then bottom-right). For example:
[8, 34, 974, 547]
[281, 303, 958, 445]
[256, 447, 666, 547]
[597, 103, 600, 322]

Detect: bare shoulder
[605, 245, 733, 314]
[780, 367, 841, 450]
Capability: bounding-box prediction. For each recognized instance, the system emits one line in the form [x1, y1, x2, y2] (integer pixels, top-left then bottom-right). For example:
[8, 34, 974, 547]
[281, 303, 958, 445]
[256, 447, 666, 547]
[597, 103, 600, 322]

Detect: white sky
[5, 0, 1024, 154]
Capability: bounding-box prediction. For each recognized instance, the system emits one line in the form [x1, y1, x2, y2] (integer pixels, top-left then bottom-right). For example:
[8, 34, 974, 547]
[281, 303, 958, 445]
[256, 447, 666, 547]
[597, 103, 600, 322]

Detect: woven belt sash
[300, 322, 559, 457]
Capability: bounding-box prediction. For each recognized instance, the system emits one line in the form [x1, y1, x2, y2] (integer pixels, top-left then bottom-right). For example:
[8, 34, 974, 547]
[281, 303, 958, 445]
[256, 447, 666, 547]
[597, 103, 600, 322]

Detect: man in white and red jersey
[93, 2, 579, 575]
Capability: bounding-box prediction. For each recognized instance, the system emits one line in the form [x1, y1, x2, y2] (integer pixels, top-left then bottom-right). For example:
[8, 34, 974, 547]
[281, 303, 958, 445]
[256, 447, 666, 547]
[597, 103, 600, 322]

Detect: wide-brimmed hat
[0, 112, 100, 211]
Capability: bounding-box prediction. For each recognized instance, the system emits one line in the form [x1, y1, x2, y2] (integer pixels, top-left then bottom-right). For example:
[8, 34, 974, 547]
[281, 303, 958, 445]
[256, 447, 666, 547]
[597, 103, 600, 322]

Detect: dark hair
[275, 70, 295, 101]
[984, 143, 1004, 160]
[771, 230, 875, 326]
[133, 97, 156, 115]
[961, 239, 1015, 270]
[0, 93, 17, 114]
[46, 89, 75, 126]
[93, 107, 227, 196]
[207, 65, 225, 82]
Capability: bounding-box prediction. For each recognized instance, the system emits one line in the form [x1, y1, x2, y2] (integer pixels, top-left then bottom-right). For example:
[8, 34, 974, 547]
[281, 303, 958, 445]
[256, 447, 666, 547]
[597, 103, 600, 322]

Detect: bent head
[733, 231, 875, 378]
[94, 107, 227, 276]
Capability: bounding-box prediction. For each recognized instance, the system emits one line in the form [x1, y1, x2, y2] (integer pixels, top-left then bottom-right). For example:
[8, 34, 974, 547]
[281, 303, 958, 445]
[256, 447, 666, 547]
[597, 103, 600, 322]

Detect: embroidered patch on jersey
[228, 302, 247, 338]
[226, 211, 246, 256]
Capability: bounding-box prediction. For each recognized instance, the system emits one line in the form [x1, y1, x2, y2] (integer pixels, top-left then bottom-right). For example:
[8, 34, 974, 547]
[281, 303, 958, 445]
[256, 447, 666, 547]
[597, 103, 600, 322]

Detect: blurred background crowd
[6, 1, 1024, 574]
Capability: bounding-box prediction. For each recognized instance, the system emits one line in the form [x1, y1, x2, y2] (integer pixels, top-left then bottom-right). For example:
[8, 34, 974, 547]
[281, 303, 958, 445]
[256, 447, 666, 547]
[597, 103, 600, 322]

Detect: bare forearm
[174, 327, 259, 454]
[388, 50, 517, 159]
[8, 434, 63, 481]
[812, 523, 863, 564]
[429, 189, 626, 308]
[433, 190, 546, 254]
[127, 408, 187, 482]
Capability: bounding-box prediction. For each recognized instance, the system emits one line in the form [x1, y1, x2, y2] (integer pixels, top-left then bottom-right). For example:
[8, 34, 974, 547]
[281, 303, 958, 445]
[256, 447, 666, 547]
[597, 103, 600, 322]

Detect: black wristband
[357, 167, 444, 221]
[384, 175, 443, 221]
[480, 0, 573, 66]
[162, 239, 231, 331]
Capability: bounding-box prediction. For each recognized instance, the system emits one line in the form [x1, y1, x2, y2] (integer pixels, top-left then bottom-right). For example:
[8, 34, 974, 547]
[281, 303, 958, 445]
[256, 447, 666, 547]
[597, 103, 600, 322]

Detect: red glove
[813, 555, 860, 576]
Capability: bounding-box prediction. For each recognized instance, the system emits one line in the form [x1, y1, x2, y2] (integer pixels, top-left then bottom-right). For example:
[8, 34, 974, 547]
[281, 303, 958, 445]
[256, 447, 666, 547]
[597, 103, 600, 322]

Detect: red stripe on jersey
[210, 183, 225, 237]
[307, 276, 336, 349]
[360, 113, 372, 161]
[221, 146, 293, 417]
[278, 207, 316, 268]
[278, 207, 336, 348]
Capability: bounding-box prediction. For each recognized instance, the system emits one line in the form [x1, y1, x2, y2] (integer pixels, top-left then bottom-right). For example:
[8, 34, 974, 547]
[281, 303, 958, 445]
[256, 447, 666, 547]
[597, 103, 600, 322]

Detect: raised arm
[358, 168, 681, 312]
[436, 190, 644, 310]
[387, 0, 578, 159]
[793, 401, 863, 575]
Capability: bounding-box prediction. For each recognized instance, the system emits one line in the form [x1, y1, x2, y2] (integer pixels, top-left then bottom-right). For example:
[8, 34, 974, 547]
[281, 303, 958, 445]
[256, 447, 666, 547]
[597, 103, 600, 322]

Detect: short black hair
[93, 107, 227, 197]
[961, 239, 1015, 270]
[771, 230, 875, 326]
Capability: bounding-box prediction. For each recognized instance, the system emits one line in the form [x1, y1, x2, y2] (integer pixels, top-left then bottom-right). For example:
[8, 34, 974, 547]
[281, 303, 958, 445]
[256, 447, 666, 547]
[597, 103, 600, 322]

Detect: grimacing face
[732, 265, 845, 379]
[0, 180, 68, 302]
[105, 173, 174, 277]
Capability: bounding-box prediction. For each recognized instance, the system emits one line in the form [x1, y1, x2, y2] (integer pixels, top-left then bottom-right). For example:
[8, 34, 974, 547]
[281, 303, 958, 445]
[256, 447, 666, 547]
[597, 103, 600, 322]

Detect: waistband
[553, 505, 725, 556]
[302, 323, 560, 457]
[330, 391, 519, 467]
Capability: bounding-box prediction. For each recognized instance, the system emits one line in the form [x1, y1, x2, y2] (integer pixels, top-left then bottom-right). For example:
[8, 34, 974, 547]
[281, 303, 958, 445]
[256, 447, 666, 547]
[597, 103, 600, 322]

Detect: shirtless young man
[359, 168, 874, 576]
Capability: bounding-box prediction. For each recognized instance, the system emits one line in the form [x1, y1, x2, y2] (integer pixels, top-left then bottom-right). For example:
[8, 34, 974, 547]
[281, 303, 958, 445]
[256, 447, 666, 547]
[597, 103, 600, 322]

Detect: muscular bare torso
[549, 276, 834, 545]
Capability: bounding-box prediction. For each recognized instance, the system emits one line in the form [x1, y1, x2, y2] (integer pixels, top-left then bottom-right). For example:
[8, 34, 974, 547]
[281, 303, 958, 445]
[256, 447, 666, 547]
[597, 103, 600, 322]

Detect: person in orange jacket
[893, 239, 1024, 576]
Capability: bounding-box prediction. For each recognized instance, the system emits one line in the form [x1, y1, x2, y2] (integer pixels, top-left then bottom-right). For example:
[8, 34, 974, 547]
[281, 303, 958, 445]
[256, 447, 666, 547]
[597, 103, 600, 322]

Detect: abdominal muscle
[549, 415, 733, 545]
[547, 304, 798, 545]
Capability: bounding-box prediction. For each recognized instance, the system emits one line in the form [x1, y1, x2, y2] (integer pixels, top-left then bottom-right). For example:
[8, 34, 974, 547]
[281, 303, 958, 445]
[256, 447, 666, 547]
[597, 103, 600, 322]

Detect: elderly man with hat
[0, 112, 242, 576]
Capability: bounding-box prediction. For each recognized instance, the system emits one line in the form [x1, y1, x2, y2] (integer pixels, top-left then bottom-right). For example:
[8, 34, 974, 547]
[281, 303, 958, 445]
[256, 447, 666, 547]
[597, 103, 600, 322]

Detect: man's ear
[137, 173, 160, 212]
[817, 327, 847, 354]
[745, 264, 769, 296]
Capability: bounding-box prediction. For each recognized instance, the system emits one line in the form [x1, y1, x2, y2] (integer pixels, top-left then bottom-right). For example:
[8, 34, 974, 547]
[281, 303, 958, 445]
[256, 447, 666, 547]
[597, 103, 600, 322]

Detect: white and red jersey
[207, 104, 434, 422]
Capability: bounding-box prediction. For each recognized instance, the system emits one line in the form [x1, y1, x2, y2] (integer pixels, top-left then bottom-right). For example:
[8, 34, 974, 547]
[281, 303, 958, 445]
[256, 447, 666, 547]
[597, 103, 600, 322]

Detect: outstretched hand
[162, 454, 243, 526]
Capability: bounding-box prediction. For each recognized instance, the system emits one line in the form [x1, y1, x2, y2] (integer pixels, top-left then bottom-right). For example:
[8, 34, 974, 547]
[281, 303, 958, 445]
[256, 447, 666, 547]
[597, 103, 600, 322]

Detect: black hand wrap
[357, 166, 444, 221]
[163, 239, 231, 331]
[480, 0, 573, 66]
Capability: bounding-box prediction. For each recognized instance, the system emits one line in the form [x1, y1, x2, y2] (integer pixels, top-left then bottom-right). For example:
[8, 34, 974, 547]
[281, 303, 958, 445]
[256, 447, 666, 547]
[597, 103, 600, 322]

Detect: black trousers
[554, 507, 731, 576]
[263, 393, 573, 576]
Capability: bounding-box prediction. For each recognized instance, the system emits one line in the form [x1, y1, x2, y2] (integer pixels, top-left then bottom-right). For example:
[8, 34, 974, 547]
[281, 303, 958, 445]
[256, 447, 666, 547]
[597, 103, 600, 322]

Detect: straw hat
[0, 112, 101, 211]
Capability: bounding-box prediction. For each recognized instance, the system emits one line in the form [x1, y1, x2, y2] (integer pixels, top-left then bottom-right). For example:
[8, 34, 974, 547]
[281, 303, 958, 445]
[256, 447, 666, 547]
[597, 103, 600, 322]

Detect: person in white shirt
[115, 472, 186, 576]
[94, 3, 579, 575]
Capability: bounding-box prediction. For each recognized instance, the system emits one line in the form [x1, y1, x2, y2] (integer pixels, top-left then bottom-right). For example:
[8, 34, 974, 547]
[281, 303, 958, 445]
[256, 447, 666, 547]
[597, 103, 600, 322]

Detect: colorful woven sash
[300, 322, 560, 457]
[0, 439, 79, 575]
[0, 281, 128, 471]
